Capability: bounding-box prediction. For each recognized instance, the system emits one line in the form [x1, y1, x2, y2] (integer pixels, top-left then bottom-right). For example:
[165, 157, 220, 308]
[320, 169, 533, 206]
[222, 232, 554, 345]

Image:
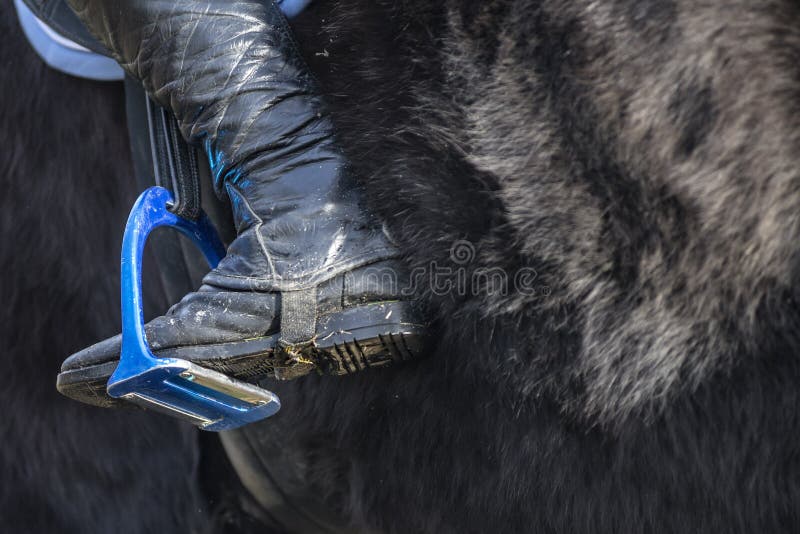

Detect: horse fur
[255, 1, 800, 531]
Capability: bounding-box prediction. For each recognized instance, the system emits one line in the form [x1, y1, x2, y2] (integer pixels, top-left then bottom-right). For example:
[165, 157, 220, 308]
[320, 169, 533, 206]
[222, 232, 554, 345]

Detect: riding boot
[56, 0, 426, 407]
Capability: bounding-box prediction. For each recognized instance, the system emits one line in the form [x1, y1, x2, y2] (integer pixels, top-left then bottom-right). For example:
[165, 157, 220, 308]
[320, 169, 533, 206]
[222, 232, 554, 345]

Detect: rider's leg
[57, 0, 427, 405]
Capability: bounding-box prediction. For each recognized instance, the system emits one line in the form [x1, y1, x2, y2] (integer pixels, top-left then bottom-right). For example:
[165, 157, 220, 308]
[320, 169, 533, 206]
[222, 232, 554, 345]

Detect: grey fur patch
[442, 0, 800, 425]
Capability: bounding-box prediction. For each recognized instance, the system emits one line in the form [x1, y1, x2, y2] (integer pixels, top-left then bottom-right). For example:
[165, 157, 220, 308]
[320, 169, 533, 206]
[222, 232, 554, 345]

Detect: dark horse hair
[4, 0, 800, 532]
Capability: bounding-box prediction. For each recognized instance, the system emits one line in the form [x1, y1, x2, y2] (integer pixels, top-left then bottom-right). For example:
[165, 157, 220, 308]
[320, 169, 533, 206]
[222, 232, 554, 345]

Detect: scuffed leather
[60, 259, 405, 372]
[66, 0, 397, 290]
[62, 286, 280, 371]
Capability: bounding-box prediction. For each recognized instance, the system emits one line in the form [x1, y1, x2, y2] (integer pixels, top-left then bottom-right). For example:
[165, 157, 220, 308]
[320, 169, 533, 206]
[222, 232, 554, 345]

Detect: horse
[3, 0, 800, 532]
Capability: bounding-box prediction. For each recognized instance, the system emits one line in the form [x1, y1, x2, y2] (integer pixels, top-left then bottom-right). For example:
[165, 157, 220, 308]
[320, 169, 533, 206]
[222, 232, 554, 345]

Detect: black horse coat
[3, 1, 800, 533]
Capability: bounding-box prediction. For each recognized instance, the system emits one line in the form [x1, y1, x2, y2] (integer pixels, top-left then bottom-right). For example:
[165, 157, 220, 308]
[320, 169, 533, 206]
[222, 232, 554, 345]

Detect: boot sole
[56, 301, 426, 408]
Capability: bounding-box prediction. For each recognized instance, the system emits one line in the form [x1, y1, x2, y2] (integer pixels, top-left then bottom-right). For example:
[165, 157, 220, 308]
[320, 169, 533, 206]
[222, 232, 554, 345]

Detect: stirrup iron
[106, 186, 280, 431]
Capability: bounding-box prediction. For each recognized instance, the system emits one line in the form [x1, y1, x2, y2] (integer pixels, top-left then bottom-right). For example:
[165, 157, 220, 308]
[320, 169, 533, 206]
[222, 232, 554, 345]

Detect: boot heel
[313, 301, 427, 375]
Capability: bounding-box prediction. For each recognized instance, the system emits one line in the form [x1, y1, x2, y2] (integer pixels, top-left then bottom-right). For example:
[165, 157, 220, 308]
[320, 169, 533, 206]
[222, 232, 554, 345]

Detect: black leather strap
[144, 97, 202, 221]
[123, 76, 221, 305]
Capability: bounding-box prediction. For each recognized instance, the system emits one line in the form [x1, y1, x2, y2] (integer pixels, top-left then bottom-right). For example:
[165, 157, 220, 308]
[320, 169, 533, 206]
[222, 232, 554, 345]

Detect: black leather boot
[56, 0, 426, 407]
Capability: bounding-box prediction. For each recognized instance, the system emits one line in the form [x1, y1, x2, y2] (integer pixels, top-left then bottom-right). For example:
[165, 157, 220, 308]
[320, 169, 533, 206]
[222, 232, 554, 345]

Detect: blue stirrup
[106, 187, 281, 431]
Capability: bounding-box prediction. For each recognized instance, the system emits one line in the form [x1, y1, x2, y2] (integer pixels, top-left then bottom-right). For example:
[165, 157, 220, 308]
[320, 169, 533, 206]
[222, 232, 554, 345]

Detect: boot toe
[57, 286, 280, 407]
[61, 334, 122, 373]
